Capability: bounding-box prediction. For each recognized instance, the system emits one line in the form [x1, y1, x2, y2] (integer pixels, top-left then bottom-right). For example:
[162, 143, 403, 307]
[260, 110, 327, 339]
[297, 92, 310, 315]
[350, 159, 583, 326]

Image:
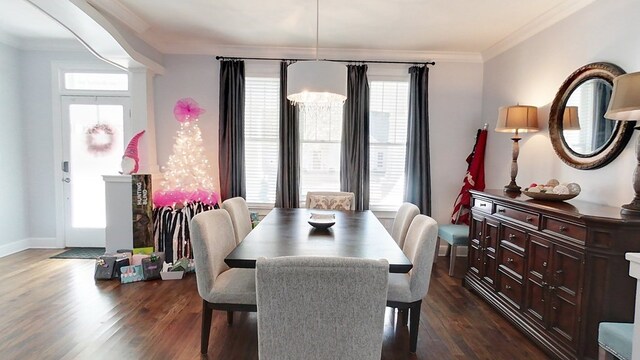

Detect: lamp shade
[495, 105, 539, 133]
[605, 72, 640, 121]
[287, 61, 347, 105]
[563, 106, 581, 130]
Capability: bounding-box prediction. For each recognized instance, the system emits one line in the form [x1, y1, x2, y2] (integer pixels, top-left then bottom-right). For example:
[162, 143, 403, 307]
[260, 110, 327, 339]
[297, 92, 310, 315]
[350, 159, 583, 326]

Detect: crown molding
[20, 38, 86, 52]
[482, 0, 596, 61]
[86, 0, 150, 35]
[152, 40, 483, 63]
[0, 31, 19, 48]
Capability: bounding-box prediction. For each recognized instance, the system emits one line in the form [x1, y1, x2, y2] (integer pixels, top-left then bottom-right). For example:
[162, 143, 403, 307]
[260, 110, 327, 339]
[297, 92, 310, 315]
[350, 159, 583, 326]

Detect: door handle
[62, 161, 69, 173]
[62, 177, 71, 183]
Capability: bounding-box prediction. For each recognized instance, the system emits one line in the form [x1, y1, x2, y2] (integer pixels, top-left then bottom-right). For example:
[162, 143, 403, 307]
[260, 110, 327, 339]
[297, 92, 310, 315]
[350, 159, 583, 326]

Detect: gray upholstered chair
[256, 256, 389, 360]
[221, 196, 252, 244]
[598, 322, 633, 360]
[391, 202, 420, 249]
[190, 209, 257, 354]
[387, 214, 438, 353]
[305, 191, 356, 211]
[436, 224, 470, 276]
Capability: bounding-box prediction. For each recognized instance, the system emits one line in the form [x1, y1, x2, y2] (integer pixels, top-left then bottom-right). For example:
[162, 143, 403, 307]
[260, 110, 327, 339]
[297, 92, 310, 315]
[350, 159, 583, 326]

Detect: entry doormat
[50, 247, 106, 259]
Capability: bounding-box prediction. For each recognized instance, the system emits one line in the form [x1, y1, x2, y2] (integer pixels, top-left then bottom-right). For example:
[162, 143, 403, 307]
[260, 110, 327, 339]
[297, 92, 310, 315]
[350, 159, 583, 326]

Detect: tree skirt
[153, 201, 217, 263]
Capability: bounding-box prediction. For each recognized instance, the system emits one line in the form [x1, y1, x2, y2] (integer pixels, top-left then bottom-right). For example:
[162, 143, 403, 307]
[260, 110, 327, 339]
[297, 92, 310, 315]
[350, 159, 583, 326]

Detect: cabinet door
[481, 219, 499, 288]
[525, 235, 551, 326]
[468, 216, 484, 276]
[548, 244, 583, 348]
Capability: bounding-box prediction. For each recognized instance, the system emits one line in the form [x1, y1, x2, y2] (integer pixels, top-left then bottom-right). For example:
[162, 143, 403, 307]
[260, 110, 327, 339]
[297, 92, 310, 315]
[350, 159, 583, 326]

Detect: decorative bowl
[308, 213, 336, 229]
[522, 191, 578, 201]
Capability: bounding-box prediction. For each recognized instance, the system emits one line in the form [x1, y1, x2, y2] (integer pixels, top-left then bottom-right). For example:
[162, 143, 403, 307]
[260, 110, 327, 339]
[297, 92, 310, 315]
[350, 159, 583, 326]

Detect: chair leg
[227, 311, 233, 325]
[399, 308, 408, 326]
[433, 237, 441, 264]
[449, 245, 457, 276]
[201, 300, 213, 354]
[409, 300, 422, 353]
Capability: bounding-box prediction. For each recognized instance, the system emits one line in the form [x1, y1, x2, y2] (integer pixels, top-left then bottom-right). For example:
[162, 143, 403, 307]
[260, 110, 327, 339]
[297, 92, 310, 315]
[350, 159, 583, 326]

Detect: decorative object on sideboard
[522, 179, 581, 201]
[604, 71, 640, 215]
[495, 105, 539, 193]
[549, 62, 635, 169]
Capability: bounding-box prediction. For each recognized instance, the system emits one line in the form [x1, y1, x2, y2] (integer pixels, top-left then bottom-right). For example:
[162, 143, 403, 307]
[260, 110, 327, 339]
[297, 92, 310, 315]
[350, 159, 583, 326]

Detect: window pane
[64, 73, 128, 91]
[369, 81, 409, 208]
[300, 106, 343, 203]
[244, 77, 280, 204]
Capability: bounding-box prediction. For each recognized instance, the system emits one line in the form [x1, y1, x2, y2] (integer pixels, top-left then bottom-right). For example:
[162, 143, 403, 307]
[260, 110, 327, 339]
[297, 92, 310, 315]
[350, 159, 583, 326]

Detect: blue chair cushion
[438, 224, 469, 246]
[599, 322, 633, 360]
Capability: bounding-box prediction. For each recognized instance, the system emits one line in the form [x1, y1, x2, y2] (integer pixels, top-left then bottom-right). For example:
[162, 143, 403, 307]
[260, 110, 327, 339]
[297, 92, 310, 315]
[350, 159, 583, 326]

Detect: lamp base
[504, 183, 521, 193]
[621, 199, 640, 216]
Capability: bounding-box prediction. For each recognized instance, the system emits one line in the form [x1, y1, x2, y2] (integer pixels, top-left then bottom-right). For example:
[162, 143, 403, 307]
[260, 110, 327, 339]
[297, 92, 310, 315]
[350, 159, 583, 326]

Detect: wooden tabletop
[224, 208, 413, 273]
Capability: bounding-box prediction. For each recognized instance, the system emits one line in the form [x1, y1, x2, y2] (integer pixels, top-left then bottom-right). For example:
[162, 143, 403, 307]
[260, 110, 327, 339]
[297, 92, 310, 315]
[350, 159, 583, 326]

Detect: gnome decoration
[120, 130, 145, 175]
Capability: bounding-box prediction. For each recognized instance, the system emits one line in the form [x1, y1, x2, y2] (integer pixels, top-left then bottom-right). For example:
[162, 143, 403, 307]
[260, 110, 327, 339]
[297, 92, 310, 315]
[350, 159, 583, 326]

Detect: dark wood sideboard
[465, 189, 640, 360]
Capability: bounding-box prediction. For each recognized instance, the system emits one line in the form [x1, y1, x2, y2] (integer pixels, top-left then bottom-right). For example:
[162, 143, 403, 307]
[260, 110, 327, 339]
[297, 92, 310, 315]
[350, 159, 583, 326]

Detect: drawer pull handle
[509, 234, 516, 239]
[507, 257, 514, 263]
[485, 235, 491, 240]
[498, 208, 506, 213]
[480, 203, 486, 207]
[505, 284, 512, 290]
[525, 216, 533, 222]
[541, 281, 548, 287]
[559, 226, 568, 232]
[478, 232, 482, 236]
[542, 261, 548, 267]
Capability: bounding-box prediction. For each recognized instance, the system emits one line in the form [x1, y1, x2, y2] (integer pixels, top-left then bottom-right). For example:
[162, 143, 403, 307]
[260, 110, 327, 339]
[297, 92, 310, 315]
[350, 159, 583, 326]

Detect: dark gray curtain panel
[218, 60, 246, 201]
[340, 65, 370, 211]
[275, 61, 300, 208]
[404, 65, 431, 215]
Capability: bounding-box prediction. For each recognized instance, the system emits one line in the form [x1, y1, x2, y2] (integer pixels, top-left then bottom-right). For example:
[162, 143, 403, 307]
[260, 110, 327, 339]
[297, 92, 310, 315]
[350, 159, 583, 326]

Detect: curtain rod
[215, 55, 435, 66]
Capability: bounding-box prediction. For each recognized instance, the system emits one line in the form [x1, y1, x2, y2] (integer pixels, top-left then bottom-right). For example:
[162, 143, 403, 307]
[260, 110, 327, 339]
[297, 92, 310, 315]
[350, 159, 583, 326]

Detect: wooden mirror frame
[549, 62, 636, 170]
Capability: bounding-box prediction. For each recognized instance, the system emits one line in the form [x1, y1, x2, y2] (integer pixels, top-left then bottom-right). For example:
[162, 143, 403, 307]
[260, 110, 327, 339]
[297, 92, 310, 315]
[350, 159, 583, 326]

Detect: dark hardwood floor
[0, 250, 549, 360]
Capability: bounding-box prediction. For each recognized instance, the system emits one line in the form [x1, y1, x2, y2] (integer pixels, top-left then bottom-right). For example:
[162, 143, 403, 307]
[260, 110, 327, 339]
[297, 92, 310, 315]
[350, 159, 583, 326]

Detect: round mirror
[549, 62, 636, 169]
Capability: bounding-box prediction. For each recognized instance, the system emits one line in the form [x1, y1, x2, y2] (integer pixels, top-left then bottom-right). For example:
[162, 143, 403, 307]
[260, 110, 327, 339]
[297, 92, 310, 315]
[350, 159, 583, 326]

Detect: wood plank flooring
[0, 250, 550, 360]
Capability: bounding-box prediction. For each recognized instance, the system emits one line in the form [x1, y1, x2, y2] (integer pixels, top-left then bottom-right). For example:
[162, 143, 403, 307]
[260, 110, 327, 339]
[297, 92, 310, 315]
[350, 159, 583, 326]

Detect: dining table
[224, 208, 412, 273]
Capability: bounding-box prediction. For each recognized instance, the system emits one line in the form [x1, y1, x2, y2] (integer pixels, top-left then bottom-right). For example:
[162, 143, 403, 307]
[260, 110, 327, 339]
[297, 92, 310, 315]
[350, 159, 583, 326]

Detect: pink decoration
[173, 98, 205, 123]
[120, 130, 145, 174]
[153, 189, 219, 207]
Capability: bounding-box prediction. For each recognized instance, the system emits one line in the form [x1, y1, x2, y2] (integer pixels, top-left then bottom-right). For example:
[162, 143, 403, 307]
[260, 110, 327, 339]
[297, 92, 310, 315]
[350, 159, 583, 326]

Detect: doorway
[60, 96, 130, 247]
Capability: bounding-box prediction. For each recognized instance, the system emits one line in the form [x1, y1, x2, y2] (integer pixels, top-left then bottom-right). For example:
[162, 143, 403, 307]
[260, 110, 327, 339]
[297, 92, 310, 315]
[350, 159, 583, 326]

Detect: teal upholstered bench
[436, 224, 469, 276]
[599, 322, 633, 360]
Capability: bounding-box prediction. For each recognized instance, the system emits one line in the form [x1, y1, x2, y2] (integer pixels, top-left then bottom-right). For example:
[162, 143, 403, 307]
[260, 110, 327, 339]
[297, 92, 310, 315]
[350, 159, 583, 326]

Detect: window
[64, 72, 128, 91]
[244, 77, 280, 204]
[299, 106, 344, 203]
[369, 80, 409, 208]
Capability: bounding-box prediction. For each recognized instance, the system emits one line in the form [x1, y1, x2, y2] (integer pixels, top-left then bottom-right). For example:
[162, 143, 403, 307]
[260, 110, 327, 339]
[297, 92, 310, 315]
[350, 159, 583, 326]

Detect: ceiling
[0, 0, 596, 60]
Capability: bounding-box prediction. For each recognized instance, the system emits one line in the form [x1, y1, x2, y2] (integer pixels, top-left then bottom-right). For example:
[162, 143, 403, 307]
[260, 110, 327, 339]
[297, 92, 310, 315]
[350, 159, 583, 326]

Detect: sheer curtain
[340, 65, 370, 211]
[404, 65, 431, 215]
[219, 60, 246, 200]
[275, 61, 300, 208]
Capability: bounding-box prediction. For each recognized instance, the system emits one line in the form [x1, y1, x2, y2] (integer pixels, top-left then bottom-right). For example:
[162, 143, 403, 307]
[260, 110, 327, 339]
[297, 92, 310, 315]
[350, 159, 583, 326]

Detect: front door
[61, 96, 130, 247]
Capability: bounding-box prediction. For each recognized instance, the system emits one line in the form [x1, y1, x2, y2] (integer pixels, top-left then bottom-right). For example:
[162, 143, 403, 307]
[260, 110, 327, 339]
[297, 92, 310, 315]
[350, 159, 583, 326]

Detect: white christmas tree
[154, 98, 218, 207]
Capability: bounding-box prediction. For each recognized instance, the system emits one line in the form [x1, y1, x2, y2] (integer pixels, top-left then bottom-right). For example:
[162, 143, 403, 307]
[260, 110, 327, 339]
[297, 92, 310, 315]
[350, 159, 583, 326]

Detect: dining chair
[391, 202, 420, 249]
[387, 214, 438, 353]
[190, 209, 257, 354]
[256, 256, 389, 360]
[221, 196, 253, 244]
[305, 191, 355, 211]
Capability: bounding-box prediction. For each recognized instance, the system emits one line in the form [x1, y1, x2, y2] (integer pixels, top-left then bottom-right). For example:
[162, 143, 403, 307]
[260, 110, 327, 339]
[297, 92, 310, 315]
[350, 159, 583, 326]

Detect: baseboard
[0, 238, 61, 258]
[0, 238, 31, 258]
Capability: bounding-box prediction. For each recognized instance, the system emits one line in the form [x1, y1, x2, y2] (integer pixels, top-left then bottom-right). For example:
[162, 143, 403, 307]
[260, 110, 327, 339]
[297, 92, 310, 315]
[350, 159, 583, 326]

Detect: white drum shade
[605, 72, 640, 121]
[287, 61, 347, 104]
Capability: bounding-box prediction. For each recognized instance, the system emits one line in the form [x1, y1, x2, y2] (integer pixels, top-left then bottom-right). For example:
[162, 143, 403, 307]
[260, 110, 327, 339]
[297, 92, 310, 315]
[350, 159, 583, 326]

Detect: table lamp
[563, 106, 581, 130]
[604, 72, 640, 215]
[495, 105, 539, 193]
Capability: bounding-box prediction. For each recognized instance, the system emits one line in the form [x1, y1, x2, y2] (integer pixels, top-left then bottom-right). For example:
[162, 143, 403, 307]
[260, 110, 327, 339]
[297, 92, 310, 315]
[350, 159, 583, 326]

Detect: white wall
[482, 0, 640, 207]
[20, 49, 112, 239]
[0, 41, 29, 255]
[153, 57, 484, 224]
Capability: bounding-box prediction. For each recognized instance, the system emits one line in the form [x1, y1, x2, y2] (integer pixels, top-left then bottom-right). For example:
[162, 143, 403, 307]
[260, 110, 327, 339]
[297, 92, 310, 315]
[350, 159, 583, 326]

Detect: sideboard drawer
[498, 270, 523, 309]
[495, 204, 539, 229]
[499, 245, 525, 279]
[542, 216, 586, 243]
[473, 198, 493, 213]
[502, 225, 526, 253]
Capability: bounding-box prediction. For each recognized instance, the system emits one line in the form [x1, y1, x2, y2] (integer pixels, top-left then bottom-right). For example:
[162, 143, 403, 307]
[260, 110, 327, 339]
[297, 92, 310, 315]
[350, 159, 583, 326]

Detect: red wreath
[86, 123, 115, 154]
